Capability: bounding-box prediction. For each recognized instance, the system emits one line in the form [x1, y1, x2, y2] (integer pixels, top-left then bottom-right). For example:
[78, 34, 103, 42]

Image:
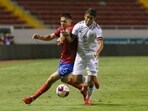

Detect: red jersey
[54, 25, 77, 64]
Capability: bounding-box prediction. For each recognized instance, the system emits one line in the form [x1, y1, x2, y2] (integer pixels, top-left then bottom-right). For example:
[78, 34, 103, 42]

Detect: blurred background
[0, 0, 148, 60]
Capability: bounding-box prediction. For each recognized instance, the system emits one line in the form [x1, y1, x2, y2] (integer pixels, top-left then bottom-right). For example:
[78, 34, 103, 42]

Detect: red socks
[32, 83, 49, 99]
[69, 78, 83, 90]
[32, 78, 84, 100]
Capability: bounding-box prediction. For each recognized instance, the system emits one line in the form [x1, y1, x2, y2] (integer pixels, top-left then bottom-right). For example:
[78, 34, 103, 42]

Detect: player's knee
[47, 75, 56, 84]
[66, 77, 76, 84]
[72, 77, 81, 84]
[74, 75, 83, 84]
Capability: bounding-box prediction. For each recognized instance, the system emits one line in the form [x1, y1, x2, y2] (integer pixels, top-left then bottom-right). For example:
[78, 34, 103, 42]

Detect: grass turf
[0, 56, 148, 111]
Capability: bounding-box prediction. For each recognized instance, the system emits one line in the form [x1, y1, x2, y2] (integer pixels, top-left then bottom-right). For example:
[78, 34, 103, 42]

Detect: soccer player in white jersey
[71, 8, 104, 105]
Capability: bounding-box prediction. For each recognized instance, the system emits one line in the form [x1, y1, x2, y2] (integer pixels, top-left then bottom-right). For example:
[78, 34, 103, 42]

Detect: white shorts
[72, 53, 99, 76]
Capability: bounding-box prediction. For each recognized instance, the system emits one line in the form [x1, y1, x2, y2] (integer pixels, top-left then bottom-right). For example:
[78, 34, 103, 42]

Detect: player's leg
[87, 57, 100, 88]
[60, 62, 84, 89]
[68, 55, 88, 101]
[93, 75, 100, 89]
[71, 54, 86, 84]
[82, 75, 88, 84]
[60, 55, 88, 101]
[85, 75, 94, 105]
[61, 74, 87, 101]
[85, 58, 100, 105]
[61, 75, 83, 90]
[32, 72, 60, 99]
[22, 61, 67, 104]
[22, 72, 60, 104]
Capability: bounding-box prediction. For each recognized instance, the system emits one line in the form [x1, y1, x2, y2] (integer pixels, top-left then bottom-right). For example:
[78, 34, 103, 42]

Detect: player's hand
[57, 38, 62, 45]
[32, 33, 40, 39]
[94, 52, 99, 59]
[57, 36, 65, 45]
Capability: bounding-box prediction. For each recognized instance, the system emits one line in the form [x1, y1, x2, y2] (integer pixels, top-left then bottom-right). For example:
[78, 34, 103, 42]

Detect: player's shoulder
[75, 21, 85, 26]
[94, 22, 101, 29]
[74, 21, 85, 29]
[56, 26, 63, 31]
[67, 24, 74, 28]
[66, 25, 74, 31]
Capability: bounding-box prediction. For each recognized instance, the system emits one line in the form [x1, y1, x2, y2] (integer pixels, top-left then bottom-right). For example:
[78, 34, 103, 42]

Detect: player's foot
[22, 96, 34, 104]
[84, 98, 92, 105]
[80, 85, 87, 101]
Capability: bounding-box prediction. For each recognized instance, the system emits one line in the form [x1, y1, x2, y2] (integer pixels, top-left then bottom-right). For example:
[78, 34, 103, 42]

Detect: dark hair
[61, 13, 72, 19]
[85, 8, 96, 17]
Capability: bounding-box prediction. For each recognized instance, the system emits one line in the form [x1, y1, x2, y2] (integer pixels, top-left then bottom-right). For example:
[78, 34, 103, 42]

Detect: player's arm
[32, 33, 56, 41]
[65, 23, 79, 42]
[63, 30, 75, 42]
[94, 38, 104, 59]
[57, 30, 75, 45]
[57, 33, 65, 45]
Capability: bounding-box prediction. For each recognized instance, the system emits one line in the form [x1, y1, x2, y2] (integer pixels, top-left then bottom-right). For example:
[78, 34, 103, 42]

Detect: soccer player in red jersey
[22, 13, 87, 104]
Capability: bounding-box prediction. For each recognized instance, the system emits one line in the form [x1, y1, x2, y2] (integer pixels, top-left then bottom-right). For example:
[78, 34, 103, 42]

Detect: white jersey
[72, 20, 103, 58]
[72, 21, 103, 75]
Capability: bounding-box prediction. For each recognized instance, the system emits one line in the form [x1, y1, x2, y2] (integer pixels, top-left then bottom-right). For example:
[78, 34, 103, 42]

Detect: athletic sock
[82, 76, 88, 84]
[86, 86, 94, 99]
[32, 83, 49, 99]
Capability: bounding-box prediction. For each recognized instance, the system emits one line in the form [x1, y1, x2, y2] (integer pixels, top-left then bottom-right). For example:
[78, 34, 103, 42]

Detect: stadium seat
[7, 0, 148, 29]
[0, 5, 32, 28]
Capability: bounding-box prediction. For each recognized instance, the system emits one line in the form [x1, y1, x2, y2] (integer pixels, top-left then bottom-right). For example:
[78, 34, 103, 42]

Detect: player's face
[60, 17, 71, 29]
[84, 13, 95, 26]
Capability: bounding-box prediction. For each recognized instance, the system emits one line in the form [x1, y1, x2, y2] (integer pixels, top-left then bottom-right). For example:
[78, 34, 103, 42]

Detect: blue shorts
[57, 61, 74, 77]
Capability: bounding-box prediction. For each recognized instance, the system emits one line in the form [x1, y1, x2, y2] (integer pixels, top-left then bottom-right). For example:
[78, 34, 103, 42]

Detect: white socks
[86, 86, 94, 99]
[82, 76, 88, 84]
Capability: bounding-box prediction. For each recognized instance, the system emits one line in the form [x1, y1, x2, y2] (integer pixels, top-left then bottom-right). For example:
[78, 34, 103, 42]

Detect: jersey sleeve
[54, 27, 61, 37]
[72, 23, 80, 37]
[96, 25, 103, 40]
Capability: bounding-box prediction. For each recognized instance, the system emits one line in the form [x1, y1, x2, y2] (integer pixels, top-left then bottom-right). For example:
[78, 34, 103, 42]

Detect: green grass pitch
[0, 56, 148, 111]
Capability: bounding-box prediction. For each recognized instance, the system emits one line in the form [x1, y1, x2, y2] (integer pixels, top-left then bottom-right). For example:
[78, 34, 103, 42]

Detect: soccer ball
[56, 84, 70, 98]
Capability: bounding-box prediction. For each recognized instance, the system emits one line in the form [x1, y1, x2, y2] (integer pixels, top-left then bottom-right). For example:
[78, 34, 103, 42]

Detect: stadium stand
[0, 5, 29, 29]
[139, 0, 148, 8]
[0, 0, 148, 59]
[11, 0, 148, 29]
[0, 0, 46, 29]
